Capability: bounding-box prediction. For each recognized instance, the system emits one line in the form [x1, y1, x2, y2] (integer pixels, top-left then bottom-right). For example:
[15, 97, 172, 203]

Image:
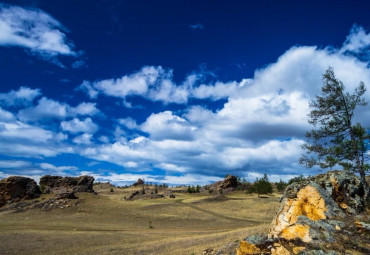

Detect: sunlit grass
[0, 185, 280, 255]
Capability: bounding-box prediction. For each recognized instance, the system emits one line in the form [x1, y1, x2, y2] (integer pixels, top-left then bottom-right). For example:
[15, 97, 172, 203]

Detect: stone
[39, 175, 94, 194]
[271, 243, 290, 255]
[354, 221, 370, 232]
[132, 178, 144, 186]
[236, 241, 260, 255]
[237, 171, 368, 255]
[0, 176, 40, 207]
[219, 175, 238, 189]
[268, 171, 365, 243]
[54, 191, 78, 200]
[202, 248, 214, 255]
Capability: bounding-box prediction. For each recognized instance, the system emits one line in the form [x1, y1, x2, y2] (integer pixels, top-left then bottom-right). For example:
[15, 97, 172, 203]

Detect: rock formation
[207, 175, 240, 194]
[236, 171, 369, 255]
[39, 175, 94, 194]
[0, 176, 40, 207]
[219, 175, 239, 189]
[132, 178, 144, 186]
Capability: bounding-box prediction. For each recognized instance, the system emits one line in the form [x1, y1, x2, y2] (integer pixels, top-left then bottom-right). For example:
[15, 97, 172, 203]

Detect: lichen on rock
[236, 171, 369, 255]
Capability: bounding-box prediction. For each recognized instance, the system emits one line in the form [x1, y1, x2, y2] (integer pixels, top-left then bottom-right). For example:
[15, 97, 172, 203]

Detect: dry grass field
[0, 184, 280, 255]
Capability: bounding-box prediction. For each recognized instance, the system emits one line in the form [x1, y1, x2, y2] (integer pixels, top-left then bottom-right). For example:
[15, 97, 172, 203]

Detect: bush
[276, 179, 287, 192]
[110, 188, 114, 192]
[187, 185, 201, 193]
[253, 174, 273, 197]
[288, 175, 305, 185]
[195, 185, 200, 193]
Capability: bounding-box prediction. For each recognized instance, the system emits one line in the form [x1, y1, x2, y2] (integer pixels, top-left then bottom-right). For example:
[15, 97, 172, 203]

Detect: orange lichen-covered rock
[292, 246, 305, 254]
[236, 171, 367, 255]
[269, 184, 328, 239]
[280, 224, 311, 242]
[236, 241, 261, 255]
[271, 243, 290, 255]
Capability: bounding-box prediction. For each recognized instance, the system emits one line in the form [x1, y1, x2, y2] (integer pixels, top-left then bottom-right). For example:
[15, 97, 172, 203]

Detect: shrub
[288, 175, 305, 185]
[195, 185, 200, 193]
[276, 179, 287, 192]
[253, 174, 273, 197]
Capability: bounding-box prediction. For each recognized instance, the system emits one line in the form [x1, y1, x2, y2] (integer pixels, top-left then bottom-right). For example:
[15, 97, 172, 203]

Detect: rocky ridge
[39, 175, 94, 194]
[0, 175, 94, 210]
[0, 176, 40, 207]
[236, 171, 369, 255]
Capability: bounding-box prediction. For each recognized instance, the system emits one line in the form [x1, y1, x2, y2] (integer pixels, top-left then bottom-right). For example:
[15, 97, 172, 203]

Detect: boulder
[236, 171, 369, 255]
[0, 176, 40, 207]
[219, 175, 238, 189]
[39, 175, 94, 194]
[207, 175, 240, 194]
[54, 191, 78, 200]
[132, 178, 144, 186]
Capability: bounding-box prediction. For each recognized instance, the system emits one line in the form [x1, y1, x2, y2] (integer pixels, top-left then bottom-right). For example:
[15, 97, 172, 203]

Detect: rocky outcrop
[0, 176, 40, 207]
[207, 175, 240, 194]
[125, 188, 165, 200]
[39, 175, 94, 194]
[132, 178, 144, 186]
[236, 171, 369, 255]
[219, 175, 238, 189]
[54, 191, 78, 200]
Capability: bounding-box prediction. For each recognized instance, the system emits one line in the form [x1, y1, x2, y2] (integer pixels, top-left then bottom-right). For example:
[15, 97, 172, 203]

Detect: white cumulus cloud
[0, 87, 41, 106]
[61, 118, 98, 134]
[0, 4, 78, 66]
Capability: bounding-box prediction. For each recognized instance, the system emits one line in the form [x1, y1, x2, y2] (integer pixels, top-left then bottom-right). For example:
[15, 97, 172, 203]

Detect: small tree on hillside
[300, 68, 370, 191]
[276, 179, 287, 192]
[288, 175, 305, 185]
[254, 174, 273, 197]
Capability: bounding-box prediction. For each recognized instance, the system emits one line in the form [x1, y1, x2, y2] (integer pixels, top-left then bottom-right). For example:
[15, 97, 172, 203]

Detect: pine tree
[253, 174, 273, 197]
[300, 67, 369, 192]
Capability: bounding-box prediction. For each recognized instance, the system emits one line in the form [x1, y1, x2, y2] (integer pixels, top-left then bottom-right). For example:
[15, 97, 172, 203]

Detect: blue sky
[1, 0, 370, 185]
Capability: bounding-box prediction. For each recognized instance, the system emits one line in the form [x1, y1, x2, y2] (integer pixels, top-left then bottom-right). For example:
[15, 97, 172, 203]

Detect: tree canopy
[253, 174, 273, 197]
[300, 67, 369, 191]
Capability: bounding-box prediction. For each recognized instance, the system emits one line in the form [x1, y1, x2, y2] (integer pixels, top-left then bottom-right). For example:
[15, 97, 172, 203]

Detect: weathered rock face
[207, 175, 240, 194]
[219, 175, 238, 189]
[39, 175, 94, 194]
[132, 178, 144, 186]
[236, 171, 369, 255]
[0, 176, 40, 207]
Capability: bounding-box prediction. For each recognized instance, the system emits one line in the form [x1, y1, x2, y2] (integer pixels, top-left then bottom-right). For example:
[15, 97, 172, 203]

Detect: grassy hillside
[0, 184, 280, 255]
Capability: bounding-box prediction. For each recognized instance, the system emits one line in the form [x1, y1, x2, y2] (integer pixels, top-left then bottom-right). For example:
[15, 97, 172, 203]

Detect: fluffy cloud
[39, 162, 77, 172]
[118, 117, 138, 129]
[18, 97, 68, 120]
[0, 160, 32, 169]
[0, 87, 41, 106]
[61, 118, 98, 134]
[340, 24, 370, 55]
[140, 111, 196, 141]
[0, 107, 14, 121]
[74, 25, 370, 182]
[18, 97, 99, 121]
[80, 66, 194, 104]
[73, 133, 93, 144]
[0, 118, 71, 158]
[69, 102, 99, 116]
[0, 4, 77, 66]
[192, 81, 240, 100]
